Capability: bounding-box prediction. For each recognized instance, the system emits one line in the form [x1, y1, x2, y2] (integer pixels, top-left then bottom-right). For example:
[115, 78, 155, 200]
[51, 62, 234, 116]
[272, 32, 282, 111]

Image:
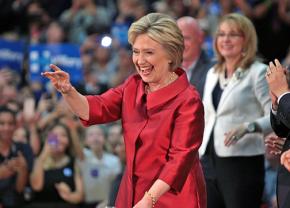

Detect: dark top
[270, 93, 290, 208]
[0, 142, 34, 208]
[189, 50, 214, 98]
[31, 156, 77, 208]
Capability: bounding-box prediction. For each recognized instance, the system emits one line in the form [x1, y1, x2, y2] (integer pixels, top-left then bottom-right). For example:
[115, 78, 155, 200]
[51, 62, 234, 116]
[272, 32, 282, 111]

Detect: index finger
[50, 64, 62, 72]
[274, 59, 282, 68]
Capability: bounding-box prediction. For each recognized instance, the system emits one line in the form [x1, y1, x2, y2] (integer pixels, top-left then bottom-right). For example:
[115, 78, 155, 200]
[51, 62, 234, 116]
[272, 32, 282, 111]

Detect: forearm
[64, 190, 83, 204]
[64, 173, 84, 204]
[29, 125, 41, 155]
[30, 157, 45, 191]
[70, 127, 84, 160]
[62, 87, 89, 121]
[15, 169, 28, 192]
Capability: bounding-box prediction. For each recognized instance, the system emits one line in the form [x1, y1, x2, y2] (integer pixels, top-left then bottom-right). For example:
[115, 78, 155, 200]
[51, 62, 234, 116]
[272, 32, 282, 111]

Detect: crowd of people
[1, 0, 290, 208]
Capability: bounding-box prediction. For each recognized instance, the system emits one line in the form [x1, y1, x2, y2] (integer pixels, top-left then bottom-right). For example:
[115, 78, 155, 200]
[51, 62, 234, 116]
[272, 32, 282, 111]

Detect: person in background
[177, 16, 213, 98]
[109, 47, 135, 88]
[59, 0, 110, 44]
[262, 132, 282, 208]
[29, 122, 83, 208]
[73, 125, 121, 208]
[42, 21, 67, 44]
[105, 122, 123, 154]
[266, 58, 290, 208]
[0, 106, 34, 208]
[42, 12, 206, 208]
[200, 13, 272, 208]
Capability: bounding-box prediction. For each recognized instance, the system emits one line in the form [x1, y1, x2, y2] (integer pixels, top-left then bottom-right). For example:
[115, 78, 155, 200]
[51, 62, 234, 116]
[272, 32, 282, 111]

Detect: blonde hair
[213, 13, 258, 73]
[128, 13, 184, 70]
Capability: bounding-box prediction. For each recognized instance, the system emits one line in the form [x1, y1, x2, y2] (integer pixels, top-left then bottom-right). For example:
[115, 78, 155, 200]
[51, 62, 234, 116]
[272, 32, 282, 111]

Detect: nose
[136, 53, 146, 65]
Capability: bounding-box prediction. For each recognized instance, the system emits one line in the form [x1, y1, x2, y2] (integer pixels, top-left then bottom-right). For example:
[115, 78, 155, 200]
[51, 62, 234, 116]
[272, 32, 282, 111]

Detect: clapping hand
[265, 59, 289, 98]
[41, 64, 73, 94]
[265, 133, 286, 155]
[7, 152, 28, 173]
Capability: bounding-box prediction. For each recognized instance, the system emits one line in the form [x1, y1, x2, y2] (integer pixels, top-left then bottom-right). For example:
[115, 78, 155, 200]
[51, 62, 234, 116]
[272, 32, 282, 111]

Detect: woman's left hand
[133, 195, 153, 208]
[224, 124, 247, 146]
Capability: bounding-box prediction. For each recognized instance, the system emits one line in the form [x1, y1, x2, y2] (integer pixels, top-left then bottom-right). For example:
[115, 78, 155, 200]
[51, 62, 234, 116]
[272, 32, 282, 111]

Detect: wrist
[145, 191, 157, 207]
[61, 85, 74, 95]
[245, 122, 261, 133]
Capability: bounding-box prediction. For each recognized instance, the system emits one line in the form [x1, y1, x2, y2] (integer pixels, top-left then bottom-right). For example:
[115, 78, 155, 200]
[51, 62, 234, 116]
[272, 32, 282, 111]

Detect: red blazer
[81, 68, 206, 208]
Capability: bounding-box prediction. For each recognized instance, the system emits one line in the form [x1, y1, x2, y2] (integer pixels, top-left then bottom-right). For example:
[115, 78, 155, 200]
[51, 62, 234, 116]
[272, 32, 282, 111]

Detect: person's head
[128, 12, 184, 84]
[115, 136, 126, 164]
[214, 13, 257, 72]
[46, 122, 72, 156]
[177, 16, 204, 66]
[46, 21, 66, 44]
[85, 125, 106, 152]
[0, 106, 17, 143]
[107, 123, 122, 153]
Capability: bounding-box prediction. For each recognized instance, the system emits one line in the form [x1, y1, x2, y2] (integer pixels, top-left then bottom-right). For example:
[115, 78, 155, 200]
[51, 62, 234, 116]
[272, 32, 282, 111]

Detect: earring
[241, 49, 246, 57]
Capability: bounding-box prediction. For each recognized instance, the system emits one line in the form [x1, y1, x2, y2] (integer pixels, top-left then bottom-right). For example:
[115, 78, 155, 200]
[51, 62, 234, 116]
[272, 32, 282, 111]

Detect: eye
[132, 49, 139, 55]
[146, 51, 153, 55]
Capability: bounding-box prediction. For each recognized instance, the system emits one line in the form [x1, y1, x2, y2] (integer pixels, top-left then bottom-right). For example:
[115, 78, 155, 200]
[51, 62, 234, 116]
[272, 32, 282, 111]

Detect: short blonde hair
[213, 13, 258, 72]
[128, 13, 184, 70]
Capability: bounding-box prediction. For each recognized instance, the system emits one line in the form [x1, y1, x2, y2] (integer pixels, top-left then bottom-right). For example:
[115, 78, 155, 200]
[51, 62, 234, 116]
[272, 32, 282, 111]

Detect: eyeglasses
[216, 32, 243, 39]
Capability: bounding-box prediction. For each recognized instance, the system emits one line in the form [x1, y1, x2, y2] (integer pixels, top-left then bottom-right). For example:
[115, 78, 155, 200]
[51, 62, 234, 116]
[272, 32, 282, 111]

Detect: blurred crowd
[1, 0, 290, 208]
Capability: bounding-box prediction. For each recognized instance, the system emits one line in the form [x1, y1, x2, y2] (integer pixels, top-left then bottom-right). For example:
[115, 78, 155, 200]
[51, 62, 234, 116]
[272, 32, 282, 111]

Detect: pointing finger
[50, 64, 62, 72]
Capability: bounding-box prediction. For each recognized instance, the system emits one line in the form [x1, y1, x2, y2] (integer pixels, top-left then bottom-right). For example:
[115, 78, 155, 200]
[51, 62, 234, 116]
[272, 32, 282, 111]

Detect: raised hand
[41, 64, 73, 94]
[266, 59, 289, 98]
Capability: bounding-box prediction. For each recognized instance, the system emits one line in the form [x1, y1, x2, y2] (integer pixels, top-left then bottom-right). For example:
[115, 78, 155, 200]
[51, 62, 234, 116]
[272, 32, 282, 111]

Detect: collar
[136, 68, 189, 110]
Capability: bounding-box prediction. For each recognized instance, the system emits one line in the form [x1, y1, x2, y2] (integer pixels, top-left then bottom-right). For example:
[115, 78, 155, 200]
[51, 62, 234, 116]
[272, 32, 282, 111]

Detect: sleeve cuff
[277, 92, 290, 104]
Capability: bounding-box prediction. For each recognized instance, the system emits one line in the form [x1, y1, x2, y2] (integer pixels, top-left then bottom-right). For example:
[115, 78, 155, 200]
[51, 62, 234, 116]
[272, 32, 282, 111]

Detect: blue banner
[29, 43, 83, 85]
[0, 38, 24, 72]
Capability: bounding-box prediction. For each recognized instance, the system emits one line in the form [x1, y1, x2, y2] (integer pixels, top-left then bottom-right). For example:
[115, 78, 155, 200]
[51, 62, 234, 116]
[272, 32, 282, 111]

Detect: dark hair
[45, 122, 74, 156]
[0, 105, 17, 121]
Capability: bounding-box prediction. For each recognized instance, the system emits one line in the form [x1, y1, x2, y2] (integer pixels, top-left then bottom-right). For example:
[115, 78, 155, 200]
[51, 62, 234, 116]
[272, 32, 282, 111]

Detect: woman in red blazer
[42, 13, 206, 208]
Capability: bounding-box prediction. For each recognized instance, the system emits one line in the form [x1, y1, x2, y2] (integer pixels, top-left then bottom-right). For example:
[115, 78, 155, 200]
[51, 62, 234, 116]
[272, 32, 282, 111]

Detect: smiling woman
[42, 12, 206, 208]
[200, 13, 272, 208]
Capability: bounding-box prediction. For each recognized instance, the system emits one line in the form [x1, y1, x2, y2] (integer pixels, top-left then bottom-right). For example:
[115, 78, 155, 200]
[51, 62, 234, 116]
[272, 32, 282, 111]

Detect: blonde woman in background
[200, 13, 272, 208]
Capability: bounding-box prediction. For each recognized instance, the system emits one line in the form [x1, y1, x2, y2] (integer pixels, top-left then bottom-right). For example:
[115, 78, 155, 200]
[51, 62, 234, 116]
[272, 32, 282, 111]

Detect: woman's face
[0, 112, 16, 142]
[85, 126, 105, 149]
[217, 22, 244, 60]
[132, 33, 172, 85]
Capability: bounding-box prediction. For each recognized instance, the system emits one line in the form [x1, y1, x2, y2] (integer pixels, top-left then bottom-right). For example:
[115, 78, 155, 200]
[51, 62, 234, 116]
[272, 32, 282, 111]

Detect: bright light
[101, 36, 112, 47]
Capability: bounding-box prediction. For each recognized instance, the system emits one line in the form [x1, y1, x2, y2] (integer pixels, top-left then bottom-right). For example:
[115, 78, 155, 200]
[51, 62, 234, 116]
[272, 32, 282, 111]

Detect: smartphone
[47, 133, 58, 148]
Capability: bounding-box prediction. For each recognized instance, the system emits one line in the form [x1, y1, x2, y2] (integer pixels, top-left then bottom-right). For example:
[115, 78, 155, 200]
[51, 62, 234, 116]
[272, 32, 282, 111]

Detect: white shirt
[77, 148, 121, 203]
